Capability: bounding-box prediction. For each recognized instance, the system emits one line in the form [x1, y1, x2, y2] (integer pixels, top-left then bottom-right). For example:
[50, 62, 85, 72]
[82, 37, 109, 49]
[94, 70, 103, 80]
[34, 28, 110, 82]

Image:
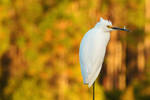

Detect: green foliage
[0, 0, 149, 100]
[13, 78, 52, 100]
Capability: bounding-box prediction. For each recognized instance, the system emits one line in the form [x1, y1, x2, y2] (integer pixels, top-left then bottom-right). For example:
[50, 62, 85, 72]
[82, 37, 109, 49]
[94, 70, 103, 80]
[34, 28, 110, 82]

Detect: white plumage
[79, 17, 112, 87]
[79, 17, 129, 87]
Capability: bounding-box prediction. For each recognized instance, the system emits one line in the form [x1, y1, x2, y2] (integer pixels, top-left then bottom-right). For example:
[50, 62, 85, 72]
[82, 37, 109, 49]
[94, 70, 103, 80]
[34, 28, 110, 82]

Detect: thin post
[93, 82, 95, 100]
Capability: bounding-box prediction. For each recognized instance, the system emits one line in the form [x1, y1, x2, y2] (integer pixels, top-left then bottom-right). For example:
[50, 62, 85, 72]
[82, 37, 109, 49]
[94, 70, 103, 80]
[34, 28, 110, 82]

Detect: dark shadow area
[0, 51, 12, 100]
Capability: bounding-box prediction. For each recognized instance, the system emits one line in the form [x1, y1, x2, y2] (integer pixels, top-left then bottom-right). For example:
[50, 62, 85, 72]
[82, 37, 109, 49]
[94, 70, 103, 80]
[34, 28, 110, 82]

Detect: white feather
[79, 17, 111, 87]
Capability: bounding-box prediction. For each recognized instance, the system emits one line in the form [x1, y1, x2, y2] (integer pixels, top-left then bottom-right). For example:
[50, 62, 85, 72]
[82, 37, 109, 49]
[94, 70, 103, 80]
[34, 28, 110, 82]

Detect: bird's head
[95, 17, 129, 32]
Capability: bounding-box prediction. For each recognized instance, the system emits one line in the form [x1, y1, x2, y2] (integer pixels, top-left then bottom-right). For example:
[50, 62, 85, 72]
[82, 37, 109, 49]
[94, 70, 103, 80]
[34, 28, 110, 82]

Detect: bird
[79, 17, 129, 100]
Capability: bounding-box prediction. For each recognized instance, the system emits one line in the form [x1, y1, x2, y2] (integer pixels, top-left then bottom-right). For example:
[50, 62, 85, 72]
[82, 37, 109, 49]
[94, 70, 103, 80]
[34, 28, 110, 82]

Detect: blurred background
[0, 0, 150, 100]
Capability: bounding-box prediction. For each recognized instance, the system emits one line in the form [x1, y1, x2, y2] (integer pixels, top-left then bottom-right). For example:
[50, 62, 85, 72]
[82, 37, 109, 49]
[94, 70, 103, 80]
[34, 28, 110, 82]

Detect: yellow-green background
[0, 0, 150, 100]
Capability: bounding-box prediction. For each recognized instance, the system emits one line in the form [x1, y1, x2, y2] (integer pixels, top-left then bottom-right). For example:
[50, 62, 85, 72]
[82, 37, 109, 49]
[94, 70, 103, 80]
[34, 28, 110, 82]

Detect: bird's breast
[92, 31, 110, 46]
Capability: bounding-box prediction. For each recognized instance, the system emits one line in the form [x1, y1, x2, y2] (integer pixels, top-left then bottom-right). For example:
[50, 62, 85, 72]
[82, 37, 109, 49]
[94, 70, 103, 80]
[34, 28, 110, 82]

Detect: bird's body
[79, 17, 129, 100]
[79, 18, 111, 87]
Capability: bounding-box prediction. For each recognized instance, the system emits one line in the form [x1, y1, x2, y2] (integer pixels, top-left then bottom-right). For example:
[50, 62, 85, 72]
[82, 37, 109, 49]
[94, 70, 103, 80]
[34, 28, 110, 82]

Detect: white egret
[79, 17, 129, 100]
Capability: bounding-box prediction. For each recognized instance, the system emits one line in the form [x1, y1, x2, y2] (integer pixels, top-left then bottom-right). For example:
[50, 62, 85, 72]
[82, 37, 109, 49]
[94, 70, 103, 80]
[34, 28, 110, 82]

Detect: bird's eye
[107, 25, 111, 28]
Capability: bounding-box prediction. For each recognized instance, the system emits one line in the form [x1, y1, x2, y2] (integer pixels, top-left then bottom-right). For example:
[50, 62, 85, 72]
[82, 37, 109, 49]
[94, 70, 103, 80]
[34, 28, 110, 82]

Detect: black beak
[111, 27, 130, 32]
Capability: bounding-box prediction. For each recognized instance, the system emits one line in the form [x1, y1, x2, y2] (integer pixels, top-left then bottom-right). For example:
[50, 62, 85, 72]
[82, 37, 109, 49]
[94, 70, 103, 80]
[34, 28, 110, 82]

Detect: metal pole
[93, 82, 95, 100]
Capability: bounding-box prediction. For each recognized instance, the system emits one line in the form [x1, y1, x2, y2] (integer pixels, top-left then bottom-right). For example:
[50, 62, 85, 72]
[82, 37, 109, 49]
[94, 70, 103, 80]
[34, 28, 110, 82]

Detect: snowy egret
[79, 17, 129, 100]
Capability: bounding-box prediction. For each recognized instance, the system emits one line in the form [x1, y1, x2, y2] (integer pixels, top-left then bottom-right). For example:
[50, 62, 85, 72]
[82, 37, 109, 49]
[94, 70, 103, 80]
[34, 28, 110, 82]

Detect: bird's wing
[79, 32, 91, 84]
[79, 29, 109, 87]
[87, 47, 106, 87]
